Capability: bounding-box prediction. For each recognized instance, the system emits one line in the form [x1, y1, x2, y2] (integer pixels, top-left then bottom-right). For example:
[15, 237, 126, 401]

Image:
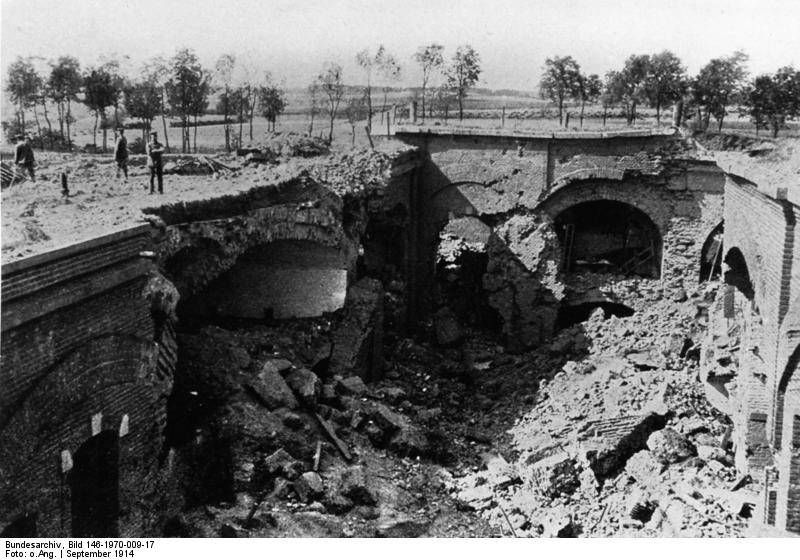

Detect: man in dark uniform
[13, 134, 35, 182]
[114, 127, 128, 182]
[146, 131, 165, 194]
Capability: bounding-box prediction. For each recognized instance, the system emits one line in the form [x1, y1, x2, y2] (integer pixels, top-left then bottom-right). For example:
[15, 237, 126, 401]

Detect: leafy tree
[318, 62, 345, 142]
[618, 54, 651, 125]
[165, 48, 210, 152]
[539, 56, 581, 125]
[645, 51, 686, 125]
[576, 73, 602, 128]
[214, 53, 236, 151]
[47, 56, 82, 146]
[692, 50, 749, 132]
[124, 80, 162, 141]
[83, 66, 117, 150]
[413, 44, 444, 121]
[6, 57, 41, 133]
[741, 67, 800, 137]
[445, 45, 481, 121]
[258, 76, 287, 133]
[142, 57, 172, 152]
[601, 70, 625, 126]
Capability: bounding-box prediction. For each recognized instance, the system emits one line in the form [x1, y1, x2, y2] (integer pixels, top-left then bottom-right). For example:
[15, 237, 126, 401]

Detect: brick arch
[0, 334, 164, 534]
[535, 183, 664, 279]
[774, 340, 800, 533]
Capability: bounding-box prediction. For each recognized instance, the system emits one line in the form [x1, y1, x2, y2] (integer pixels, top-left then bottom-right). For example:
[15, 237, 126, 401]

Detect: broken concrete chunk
[294, 471, 324, 503]
[339, 465, 377, 506]
[528, 451, 581, 498]
[376, 514, 430, 537]
[626, 349, 665, 370]
[647, 428, 696, 464]
[249, 363, 298, 410]
[624, 450, 664, 485]
[337, 376, 368, 396]
[578, 413, 666, 478]
[696, 444, 728, 463]
[329, 278, 384, 381]
[285, 368, 321, 407]
[389, 424, 430, 458]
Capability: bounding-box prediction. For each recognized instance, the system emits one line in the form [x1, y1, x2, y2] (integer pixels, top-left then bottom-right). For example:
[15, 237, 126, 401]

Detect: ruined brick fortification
[701, 174, 800, 533]
[0, 227, 178, 536]
[0, 148, 418, 537]
[395, 127, 724, 349]
[3, 130, 799, 536]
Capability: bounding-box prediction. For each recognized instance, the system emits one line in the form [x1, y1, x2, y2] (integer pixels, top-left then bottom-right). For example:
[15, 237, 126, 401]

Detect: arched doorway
[68, 430, 119, 537]
[554, 200, 661, 278]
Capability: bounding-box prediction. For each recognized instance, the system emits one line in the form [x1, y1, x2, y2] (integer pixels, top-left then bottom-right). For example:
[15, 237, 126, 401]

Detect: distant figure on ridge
[146, 131, 165, 194]
[13, 134, 35, 182]
[114, 127, 128, 182]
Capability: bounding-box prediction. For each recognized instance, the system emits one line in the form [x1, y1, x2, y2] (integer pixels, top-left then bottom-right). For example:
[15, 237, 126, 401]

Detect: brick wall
[0, 226, 174, 537]
[396, 130, 724, 345]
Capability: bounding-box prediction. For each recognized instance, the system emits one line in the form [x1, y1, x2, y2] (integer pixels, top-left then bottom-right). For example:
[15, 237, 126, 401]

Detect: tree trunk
[420, 83, 426, 123]
[717, 115, 724, 133]
[93, 112, 98, 147]
[57, 102, 65, 140]
[101, 111, 108, 152]
[224, 85, 230, 151]
[194, 114, 198, 152]
[32, 105, 43, 149]
[328, 114, 334, 143]
[248, 91, 256, 141]
[656, 102, 661, 126]
[309, 110, 314, 136]
[365, 85, 372, 133]
[603, 107, 607, 127]
[351, 123, 355, 146]
[580, 100, 585, 129]
[42, 101, 53, 149]
[66, 99, 72, 149]
[458, 96, 464, 121]
[160, 89, 171, 153]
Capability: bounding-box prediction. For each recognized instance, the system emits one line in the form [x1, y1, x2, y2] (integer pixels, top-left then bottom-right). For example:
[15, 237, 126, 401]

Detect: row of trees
[5, 49, 289, 152]
[307, 43, 483, 145]
[540, 50, 800, 136]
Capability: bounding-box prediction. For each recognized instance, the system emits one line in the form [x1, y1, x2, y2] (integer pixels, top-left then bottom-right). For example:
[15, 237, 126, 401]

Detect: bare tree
[215, 53, 236, 151]
[413, 44, 444, 122]
[318, 62, 344, 142]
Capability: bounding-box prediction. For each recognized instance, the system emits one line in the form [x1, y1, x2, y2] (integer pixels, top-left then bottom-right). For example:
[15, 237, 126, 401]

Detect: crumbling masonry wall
[0, 226, 177, 537]
[702, 174, 800, 532]
[395, 128, 724, 348]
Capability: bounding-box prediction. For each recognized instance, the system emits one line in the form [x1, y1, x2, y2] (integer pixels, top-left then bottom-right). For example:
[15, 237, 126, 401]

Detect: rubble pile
[447, 283, 757, 537]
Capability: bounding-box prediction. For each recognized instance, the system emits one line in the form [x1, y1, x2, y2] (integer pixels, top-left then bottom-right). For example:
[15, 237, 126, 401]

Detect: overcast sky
[2, 0, 800, 91]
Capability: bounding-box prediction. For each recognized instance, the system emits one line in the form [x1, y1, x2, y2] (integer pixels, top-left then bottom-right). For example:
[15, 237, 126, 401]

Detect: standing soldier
[146, 131, 165, 194]
[114, 127, 128, 182]
[14, 134, 35, 182]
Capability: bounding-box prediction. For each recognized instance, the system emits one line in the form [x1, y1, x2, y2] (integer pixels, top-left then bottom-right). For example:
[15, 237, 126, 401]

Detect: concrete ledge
[1, 224, 152, 274]
[394, 125, 678, 141]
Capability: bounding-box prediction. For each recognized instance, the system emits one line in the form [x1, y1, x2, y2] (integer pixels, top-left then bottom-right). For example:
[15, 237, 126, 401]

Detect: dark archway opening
[723, 247, 754, 300]
[700, 223, 724, 282]
[177, 240, 348, 329]
[556, 301, 635, 330]
[1, 512, 37, 537]
[436, 249, 503, 333]
[68, 430, 119, 537]
[554, 200, 661, 278]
